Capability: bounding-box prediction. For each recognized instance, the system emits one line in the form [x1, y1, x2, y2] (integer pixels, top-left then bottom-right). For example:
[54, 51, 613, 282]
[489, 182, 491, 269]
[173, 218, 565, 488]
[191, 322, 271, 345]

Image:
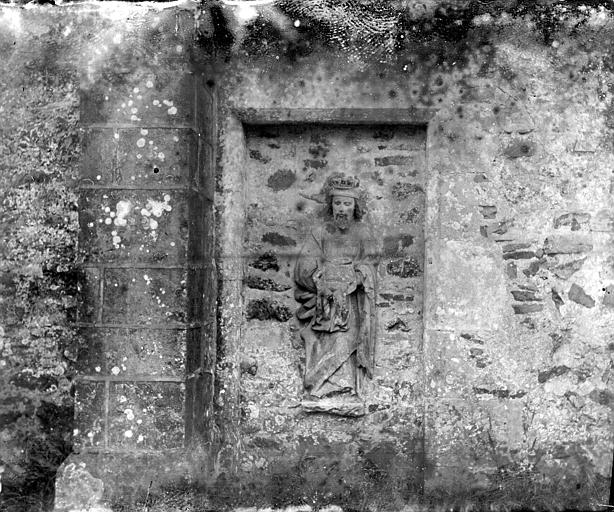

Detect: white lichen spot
[145, 196, 172, 217]
[121, 102, 126, 108]
[137, 419, 142, 424]
[105, 218, 112, 225]
[175, 45, 183, 53]
[110, 211, 115, 218]
[137, 434, 144, 443]
[163, 99, 173, 106]
[114, 132, 120, 140]
[131, 108, 138, 114]
[111, 366, 120, 375]
[136, 154, 142, 159]
[131, 115, 138, 121]
[167, 106, 177, 115]
[158, 152, 165, 160]
[173, 136, 179, 142]
[96, 175, 101, 181]
[133, 87, 139, 94]
[87, 431, 94, 438]
[294, 19, 300, 27]
[112, 235, 121, 244]
[137, 95, 142, 100]
[170, 242, 175, 247]
[73, 429, 79, 436]
[114, 200, 131, 227]
[104, 207, 111, 213]
[127, 100, 133, 107]
[124, 430, 133, 438]
[140, 208, 151, 217]
[112, 33, 122, 44]
[87, 222, 94, 228]
[111, 230, 117, 236]
[140, 128, 148, 136]
[146, 80, 154, 88]
[136, 138, 146, 148]
[149, 219, 159, 230]
[152, 99, 160, 106]
[124, 409, 135, 421]
[118, 395, 127, 403]
[95, 366, 101, 372]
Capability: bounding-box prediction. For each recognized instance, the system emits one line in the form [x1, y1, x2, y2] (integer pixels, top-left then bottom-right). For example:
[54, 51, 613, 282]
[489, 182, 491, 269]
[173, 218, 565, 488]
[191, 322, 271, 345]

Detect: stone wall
[0, 3, 612, 511]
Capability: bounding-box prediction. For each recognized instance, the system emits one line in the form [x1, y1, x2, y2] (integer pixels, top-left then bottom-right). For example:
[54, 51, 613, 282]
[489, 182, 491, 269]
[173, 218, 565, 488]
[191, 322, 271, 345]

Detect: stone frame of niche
[215, 106, 440, 437]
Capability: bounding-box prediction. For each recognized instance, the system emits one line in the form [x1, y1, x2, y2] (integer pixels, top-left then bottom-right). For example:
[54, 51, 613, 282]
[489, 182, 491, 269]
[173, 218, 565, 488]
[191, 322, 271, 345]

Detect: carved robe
[294, 222, 377, 398]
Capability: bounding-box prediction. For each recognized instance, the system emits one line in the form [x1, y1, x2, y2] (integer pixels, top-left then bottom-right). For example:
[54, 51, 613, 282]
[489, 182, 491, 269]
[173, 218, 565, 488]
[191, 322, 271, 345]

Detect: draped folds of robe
[294, 222, 378, 398]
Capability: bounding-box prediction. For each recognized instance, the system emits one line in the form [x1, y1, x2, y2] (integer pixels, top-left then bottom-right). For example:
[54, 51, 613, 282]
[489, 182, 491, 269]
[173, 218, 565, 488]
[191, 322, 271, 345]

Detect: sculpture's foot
[301, 396, 366, 417]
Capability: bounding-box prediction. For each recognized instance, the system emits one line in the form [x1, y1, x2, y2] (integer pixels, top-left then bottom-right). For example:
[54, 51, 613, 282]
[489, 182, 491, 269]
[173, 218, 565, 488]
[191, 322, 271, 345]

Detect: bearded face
[331, 195, 355, 231]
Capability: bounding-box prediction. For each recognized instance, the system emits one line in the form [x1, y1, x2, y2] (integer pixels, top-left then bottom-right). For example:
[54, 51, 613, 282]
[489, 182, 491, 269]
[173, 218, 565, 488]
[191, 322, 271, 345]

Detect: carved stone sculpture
[294, 174, 378, 416]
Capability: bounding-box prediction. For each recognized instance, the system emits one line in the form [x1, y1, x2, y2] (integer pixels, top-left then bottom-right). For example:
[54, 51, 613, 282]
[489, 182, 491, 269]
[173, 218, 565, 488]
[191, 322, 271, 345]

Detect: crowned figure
[294, 174, 378, 414]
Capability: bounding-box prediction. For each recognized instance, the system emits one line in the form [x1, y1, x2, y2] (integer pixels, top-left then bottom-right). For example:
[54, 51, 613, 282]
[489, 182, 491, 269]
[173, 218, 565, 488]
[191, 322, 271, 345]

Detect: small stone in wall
[511, 289, 541, 301]
[506, 262, 517, 278]
[512, 303, 543, 314]
[246, 298, 292, 322]
[374, 155, 412, 166]
[267, 169, 296, 191]
[249, 149, 271, 164]
[386, 257, 421, 278]
[250, 252, 279, 272]
[544, 235, 593, 255]
[568, 283, 595, 308]
[538, 365, 570, 383]
[503, 139, 537, 159]
[262, 232, 296, 247]
[478, 205, 497, 219]
[240, 358, 258, 376]
[503, 250, 536, 260]
[481, 221, 511, 237]
[551, 288, 565, 309]
[554, 212, 590, 231]
[391, 182, 423, 200]
[244, 275, 291, 292]
[551, 257, 586, 279]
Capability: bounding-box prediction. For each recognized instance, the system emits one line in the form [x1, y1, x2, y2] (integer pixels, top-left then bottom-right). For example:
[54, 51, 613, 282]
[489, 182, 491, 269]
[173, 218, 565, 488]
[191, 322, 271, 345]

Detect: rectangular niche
[239, 123, 427, 421]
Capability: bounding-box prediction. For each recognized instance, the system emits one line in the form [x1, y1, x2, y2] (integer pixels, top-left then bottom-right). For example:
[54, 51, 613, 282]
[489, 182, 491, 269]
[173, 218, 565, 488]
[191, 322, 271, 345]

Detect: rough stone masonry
[0, 1, 612, 511]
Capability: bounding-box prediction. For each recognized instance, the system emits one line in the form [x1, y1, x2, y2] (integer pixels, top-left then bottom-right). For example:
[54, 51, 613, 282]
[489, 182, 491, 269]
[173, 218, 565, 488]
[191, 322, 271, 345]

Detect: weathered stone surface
[503, 139, 537, 158]
[544, 236, 593, 255]
[74, 381, 106, 449]
[568, 283, 595, 308]
[54, 463, 108, 512]
[72, 327, 186, 376]
[603, 284, 614, 307]
[102, 268, 187, 324]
